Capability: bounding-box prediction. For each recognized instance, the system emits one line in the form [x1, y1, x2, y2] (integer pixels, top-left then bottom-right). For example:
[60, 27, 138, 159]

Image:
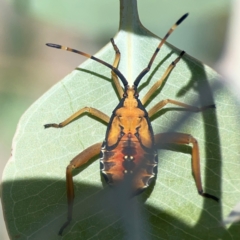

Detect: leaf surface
[2, 0, 240, 239]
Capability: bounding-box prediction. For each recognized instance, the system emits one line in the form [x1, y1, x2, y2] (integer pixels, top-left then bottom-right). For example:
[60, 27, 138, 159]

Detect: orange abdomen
[100, 132, 158, 193]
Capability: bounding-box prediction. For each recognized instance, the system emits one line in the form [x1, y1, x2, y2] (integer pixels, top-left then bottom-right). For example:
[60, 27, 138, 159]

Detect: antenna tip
[46, 43, 61, 49]
[176, 13, 189, 25]
[180, 51, 185, 57]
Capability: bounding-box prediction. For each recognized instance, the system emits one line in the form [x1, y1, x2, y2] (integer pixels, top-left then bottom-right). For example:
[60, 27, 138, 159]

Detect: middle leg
[148, 99, 215, 118]
[44, 107, 110, 129]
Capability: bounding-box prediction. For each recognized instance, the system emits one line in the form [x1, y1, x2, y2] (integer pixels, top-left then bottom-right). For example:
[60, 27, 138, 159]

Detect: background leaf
[2, 0, 240, 239]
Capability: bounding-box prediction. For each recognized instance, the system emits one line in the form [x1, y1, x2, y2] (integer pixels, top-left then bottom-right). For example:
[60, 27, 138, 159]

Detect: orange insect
[45, 13, 218, 235]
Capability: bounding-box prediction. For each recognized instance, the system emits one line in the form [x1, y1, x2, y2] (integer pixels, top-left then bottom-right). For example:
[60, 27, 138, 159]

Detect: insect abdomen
[100, 133, 158, 193]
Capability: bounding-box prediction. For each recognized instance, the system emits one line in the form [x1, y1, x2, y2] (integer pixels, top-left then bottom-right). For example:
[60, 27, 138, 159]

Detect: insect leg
[59, 142, 102, 235]
[110, 38, 124, 98]
[154, 132, 219, 201]
[141, 51, 185, 105]
[147, 99, 215, 118]
[44, 107, 110, 128]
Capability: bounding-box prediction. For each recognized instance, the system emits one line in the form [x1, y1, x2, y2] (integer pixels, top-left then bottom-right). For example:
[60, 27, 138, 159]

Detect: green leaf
[2, 0, 240, 239]
[224, 202, 240, 225]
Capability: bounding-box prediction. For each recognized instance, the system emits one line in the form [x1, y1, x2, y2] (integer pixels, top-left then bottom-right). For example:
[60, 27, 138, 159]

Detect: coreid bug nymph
[45, 13, 219, 235]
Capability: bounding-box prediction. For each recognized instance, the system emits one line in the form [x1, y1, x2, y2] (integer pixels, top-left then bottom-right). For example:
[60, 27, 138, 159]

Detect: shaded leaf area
[224, 202, 240, 225]
[2, 177, 240, 240]
[2, 8, 240, 240]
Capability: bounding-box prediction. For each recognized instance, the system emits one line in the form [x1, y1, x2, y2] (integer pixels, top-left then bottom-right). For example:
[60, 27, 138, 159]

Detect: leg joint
[189, 135, 197, 144]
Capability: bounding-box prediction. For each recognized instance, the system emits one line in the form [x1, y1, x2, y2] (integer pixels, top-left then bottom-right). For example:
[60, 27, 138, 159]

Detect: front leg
[141, 51, 185, 105]
[110, 38, 124, 98]
[154, 132, 219, 201]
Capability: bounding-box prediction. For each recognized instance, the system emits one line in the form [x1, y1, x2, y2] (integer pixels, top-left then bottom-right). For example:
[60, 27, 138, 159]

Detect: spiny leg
[141, 51, 185, 105]
[148, 99, 215, 118]
[134, 13, 188, 87]
[154, 132, 219, 201]
[44, 107, 110, 128]
[59, 142, 102, 235]
[110, 38, 124, 98]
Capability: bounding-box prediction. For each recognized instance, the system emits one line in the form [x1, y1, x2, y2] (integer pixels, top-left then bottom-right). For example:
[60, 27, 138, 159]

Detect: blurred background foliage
[0, 0, 230, 239]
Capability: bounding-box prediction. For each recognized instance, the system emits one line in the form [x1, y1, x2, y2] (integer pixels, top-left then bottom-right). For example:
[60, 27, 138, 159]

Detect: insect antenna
[134, 13, 189, 87]
[46, 43, 128, 86]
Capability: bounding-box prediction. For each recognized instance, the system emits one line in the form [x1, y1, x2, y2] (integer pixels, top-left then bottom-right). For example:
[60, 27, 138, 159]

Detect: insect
[45, 13, 218, 235]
